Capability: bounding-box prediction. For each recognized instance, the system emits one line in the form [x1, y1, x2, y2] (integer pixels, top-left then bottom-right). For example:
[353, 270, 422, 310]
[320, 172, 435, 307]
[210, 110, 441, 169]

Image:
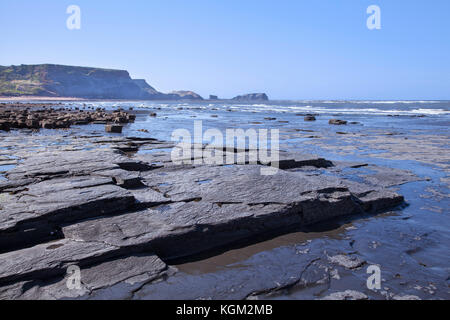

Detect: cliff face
[0, 64, 203, 100]
[132, 79, 160, 96]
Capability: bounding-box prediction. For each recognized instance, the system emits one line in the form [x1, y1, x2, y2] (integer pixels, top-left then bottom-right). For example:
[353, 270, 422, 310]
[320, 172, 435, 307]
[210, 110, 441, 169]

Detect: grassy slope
[0, 65, 47, 96]
[0, 64, 130, 97]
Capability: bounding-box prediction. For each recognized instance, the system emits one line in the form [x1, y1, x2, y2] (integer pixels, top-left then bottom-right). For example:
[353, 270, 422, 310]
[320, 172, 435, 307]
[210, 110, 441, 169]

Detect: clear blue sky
[0, 0, 449, 100]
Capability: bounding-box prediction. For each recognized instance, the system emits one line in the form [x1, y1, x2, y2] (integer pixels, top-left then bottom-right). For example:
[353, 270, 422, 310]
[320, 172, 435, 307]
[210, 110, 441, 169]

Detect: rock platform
[0, 134, 405, 299]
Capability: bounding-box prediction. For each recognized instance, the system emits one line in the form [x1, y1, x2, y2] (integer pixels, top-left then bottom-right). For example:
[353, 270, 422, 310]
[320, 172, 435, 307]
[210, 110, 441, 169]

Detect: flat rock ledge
[0, 135, 404, 299]
[0, 105, 136, 131]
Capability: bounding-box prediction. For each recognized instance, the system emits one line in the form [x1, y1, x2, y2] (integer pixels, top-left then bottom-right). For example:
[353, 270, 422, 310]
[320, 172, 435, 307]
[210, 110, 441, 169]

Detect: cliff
[0, 64, 203, 100]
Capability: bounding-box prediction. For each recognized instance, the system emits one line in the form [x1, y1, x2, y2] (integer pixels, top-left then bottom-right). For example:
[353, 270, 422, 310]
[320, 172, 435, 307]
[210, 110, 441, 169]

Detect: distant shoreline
[0, 96, 85, 102]
[0, 96, 270, 103]
[0, 96, 447, 104]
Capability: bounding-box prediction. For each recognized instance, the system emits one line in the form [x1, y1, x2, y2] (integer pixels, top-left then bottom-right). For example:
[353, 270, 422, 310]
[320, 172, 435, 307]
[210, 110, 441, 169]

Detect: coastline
[0, 96, 86, 102]
[0, 100, 448, 300]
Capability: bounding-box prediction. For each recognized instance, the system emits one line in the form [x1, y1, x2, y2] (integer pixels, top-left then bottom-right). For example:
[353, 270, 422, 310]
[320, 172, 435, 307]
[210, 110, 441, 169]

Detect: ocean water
[34, 99, 447, 141]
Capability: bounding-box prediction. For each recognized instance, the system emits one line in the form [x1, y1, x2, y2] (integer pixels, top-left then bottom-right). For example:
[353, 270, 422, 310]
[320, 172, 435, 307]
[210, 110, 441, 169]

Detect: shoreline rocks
[0, 104, 136, 131]
[105, 125, 123, 133]
[329, 119, 348, 125]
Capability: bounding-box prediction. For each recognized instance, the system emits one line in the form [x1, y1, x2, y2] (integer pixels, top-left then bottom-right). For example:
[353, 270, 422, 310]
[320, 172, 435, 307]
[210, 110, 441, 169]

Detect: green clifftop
[0, 64, 203, 100]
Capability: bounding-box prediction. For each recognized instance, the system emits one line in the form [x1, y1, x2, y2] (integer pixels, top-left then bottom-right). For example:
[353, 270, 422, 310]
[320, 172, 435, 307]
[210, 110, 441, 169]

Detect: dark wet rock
[245, 257, 327, 299]
[344, 181, 404, 213]
[350, 163, 368, 168]
[58, 165, 404, 261]
[4, 149, 127, 183]
[10, 254, 171, 300]
[117, 161, 161, 172]
[93, 169, 144, 189]
[278, 152, 334, 169]
[0, 239, 117, 285]
[0, 177, 135, 251]
[296, 113, 319, 117]
[0, 120, 10, 132]
[105, 125, 123, 133]
[0, 240, 170, 300]
[114, 145, 139, 153]
[0, 104, 136, 130]
[304, 116, 316, 121]
[0, 149, 165, 250]
[329, 119, 348, 125]
[362, 167, 422, 187]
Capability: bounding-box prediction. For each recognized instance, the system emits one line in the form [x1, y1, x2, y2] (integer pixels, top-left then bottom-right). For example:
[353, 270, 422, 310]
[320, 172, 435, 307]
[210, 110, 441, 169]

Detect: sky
[0, 0, 449, 100]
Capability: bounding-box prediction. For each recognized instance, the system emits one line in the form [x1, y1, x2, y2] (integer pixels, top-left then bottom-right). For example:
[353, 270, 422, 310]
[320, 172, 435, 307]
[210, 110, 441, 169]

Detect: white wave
[411, 108, 450, 115]
[226, 105, 450, 116]
[349, 100, 443, 104]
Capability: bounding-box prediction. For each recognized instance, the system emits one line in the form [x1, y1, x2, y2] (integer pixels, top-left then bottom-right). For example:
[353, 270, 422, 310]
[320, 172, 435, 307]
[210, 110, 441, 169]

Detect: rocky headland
[0, 64, 203, 100]
[0, 65, 272, 102]
[232, 93, 269, 101]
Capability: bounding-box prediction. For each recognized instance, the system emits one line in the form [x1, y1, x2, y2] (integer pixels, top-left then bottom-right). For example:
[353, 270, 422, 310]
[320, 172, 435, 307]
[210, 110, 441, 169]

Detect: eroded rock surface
[0, 134, 405, 299]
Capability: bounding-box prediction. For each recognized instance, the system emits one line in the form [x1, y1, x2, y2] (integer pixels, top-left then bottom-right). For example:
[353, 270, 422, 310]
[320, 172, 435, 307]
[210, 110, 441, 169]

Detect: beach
[0, 100, 448, 300]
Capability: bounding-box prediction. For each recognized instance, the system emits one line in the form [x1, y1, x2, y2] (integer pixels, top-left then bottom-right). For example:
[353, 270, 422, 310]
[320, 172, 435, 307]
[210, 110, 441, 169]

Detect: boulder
[329, 119, 348, 125]
[0, 121, 10, 132]
[105, 125, 123, 133]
